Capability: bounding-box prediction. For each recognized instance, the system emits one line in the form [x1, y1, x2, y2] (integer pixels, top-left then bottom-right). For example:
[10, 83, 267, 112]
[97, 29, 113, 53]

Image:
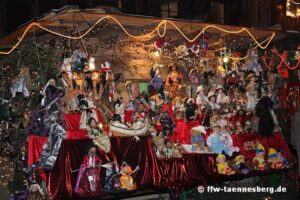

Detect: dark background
[0, 0, 298, 37]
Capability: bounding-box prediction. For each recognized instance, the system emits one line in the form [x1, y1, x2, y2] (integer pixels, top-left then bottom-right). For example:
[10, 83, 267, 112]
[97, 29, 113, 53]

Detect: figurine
[102, 162, 122, 193]
[189, 69, 199, 98]
[165, 63, 182, 99]
[119, 162, 139, 191]
[252, 143, 266, 170]
[149, 65, 164, 95]
[216, 154, 235, 175]
[160, 111, 175, 136]
[216, 85, 225, 104]
[207, 92, 220, 110]
[245, 72, 258, 111]
[233, 155, 250, 174]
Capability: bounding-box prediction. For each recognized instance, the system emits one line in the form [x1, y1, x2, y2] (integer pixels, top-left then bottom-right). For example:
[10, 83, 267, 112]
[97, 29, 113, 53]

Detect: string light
[286, 0, 300, 17]
[0, 15, 275, 55]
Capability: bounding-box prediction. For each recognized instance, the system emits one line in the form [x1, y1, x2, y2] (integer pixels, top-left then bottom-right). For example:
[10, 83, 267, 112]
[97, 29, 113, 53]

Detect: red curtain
[28, 132, 293, 199]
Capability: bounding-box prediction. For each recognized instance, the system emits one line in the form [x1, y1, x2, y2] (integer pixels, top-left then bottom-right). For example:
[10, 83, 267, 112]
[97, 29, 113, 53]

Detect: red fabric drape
[28, 132, 293, 199]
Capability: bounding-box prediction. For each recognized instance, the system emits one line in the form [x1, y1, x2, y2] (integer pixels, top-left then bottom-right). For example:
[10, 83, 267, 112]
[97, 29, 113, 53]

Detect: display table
[28, 131, 294, 200]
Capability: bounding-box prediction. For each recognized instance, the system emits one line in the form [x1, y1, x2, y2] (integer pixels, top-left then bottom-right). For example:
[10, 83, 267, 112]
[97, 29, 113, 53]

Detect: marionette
[75, 145, 102, 196]
[252, 143, 267, 170]
[233, 155, 250, 174]
[216, 154, 235, 175]
[165, 63, 182, 99]
[255, 96, 275, 137]
[149, 65, 164, 95]
[40, 113, 66, 170]
[27, 171, 50, 200]
[196, 85, 208, 106]
[61, 57, 73, 79]
[207, 92, 220, 110]
[79, 108, 98, 130]
[10, 67, 30, 98]
[206, 124, 239, 156]
[87, 118, 111, 153]
[189, 68, 199, 98]
[102, 162, 122, 193]
[245, 72, 258, 111]
[244, 48, 262, 76]
[119, 162, 139, 191]
[160, 111, 175, 136]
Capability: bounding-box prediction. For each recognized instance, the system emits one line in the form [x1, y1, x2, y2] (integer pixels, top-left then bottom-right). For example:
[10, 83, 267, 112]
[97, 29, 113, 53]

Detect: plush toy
[233, 155, 250, 174]
[216, 154, 235, 175]
[268, 148, 289, 169]
[206, 124, 239, 156]
[252, 143, 266, 170]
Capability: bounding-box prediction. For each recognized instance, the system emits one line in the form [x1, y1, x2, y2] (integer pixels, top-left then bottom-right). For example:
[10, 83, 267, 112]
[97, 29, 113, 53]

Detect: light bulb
[154, 51, 160, 57]
[223, 57, 229, 63]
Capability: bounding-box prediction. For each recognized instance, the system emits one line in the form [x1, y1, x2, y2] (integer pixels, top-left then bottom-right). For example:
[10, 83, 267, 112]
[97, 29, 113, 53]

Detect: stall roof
[0, 5, 287, 51]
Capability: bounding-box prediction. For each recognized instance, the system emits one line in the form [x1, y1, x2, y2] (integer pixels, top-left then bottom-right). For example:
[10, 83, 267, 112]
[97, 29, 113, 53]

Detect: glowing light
[223, 56, 229, 63]
[0, 15, 275, 55]
[154, 51, 160, 57]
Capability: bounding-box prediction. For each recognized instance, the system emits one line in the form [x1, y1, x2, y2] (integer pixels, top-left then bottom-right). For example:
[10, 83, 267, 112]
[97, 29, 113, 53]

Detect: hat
[207, 91, 216, 99]
[79, 100, 89, 109]
[256, 143, 265, 154]
[189, 68, 198, 75]
[245, 121, 251, 125]
[246, 72, 257, 80]
[216, 85, 223, 91]
[234, 155, 245, 165]
[216, 154, 226, 161]
[196, 85, 205, 93]
[268, 148, 277, 158]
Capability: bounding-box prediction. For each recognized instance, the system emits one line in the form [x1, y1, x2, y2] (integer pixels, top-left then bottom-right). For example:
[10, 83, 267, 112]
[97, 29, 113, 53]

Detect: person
[75, 145, 102, 196]
[291, 105, 300, 178]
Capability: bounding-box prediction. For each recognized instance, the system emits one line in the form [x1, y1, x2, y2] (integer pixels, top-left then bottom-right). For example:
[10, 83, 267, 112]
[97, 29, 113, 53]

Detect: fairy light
[0, 15, 275, 55]
[154, 51, 160, 57]
[286, 0, 300, 17]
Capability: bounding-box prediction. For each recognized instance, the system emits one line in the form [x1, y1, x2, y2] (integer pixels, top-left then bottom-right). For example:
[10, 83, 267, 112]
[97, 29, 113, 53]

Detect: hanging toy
[175, 44, 189, 58]
[154, 38, 169, 51]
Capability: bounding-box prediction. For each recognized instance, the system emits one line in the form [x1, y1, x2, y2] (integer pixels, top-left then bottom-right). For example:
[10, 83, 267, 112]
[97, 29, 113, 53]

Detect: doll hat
[196, 85, 205, 93]
[216, 154, 225, 161]
[189, 68, 198, 75]
[216, 85, 223, 91]
[234, 155, 245, 164]
[207, 91, 216, 99]
[268, 148, 278, 158]
[256, 143, 265, 153]
[187, 98, 194, 104]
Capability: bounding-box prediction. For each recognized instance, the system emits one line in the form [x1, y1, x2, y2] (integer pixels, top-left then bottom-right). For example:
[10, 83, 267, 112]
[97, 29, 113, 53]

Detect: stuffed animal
[233, 155, 250, 174]
[216, 154, 235, 175]
[252, 143, 267, 170]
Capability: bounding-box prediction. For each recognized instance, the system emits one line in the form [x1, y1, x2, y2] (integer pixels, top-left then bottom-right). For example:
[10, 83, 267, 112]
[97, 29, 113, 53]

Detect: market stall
[0, 6, 299, 200]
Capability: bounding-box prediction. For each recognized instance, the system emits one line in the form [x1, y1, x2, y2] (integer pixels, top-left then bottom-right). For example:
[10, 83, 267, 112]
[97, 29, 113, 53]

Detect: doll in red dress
[75, 145, 103, 197]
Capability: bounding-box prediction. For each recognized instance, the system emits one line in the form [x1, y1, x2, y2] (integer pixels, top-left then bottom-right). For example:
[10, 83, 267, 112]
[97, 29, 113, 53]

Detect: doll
[190, 125, 206, 152]
[162, 139, 176, 158]
[276, 149, 289, 169]
[119, 162, 139, 191]
[196, 85, 209, 106]
[75, 145, 102, 196]
[86, 118, 111, 153]
[149, 65, 164, 95]
[114, 97, 125, 122]
[245, 72, 258, 111]
[165, 63, 182, 99]
[255, 96, 275, 137]
[207, 92, 220, 110]
[102, 162, 122, 193]
[185, 98, 196, 121]
[216, 154, 235, 175]
[160, 111, 175, 136]
[172, 96, 185, 120]
[10, 67, 30, 98]
[252, 143, 266, 170]
[233, 155, 250, 174]
[207, 124, 238, 156]
[216, 85, 226, 104]
[235, 121, 244, 134]
[268, 148, 281, 169]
